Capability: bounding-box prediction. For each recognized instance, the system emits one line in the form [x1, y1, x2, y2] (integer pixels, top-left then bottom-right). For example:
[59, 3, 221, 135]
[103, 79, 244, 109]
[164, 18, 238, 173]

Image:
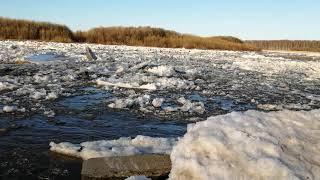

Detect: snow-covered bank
[50, 109, 320, 179]
[169, 109, 320, 180]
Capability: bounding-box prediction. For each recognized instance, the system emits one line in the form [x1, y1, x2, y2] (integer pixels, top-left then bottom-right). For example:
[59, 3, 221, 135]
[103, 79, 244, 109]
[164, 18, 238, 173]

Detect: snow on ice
[169, 109, 320, 180]
[1, 40, 320, 117]
[50, 135, 177, 160]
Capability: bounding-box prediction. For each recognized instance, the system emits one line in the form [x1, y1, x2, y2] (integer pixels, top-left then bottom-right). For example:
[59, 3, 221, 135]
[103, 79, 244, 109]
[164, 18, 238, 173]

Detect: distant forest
[1, 17, 320, 52]
[247, 40, 320, 52]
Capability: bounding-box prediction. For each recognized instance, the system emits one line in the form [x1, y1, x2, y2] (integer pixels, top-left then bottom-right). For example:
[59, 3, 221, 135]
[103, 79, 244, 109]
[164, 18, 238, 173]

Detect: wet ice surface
[1, 40, 320, 179]
[26, 52, 68, 62]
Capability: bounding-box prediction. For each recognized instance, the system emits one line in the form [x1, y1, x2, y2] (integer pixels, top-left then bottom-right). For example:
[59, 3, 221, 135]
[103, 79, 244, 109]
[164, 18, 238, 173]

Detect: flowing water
[1, 41, 320, 179]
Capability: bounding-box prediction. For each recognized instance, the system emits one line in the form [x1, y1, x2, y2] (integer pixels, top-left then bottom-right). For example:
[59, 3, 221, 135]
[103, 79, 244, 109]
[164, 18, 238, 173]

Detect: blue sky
[1, 0, 319, 40]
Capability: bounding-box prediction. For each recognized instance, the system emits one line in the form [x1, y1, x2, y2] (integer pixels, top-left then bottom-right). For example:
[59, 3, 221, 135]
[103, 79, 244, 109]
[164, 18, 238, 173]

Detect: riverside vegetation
[247, 40, 320, 52]
[0, 17, 257, 51]
[1, 17, 319, 52]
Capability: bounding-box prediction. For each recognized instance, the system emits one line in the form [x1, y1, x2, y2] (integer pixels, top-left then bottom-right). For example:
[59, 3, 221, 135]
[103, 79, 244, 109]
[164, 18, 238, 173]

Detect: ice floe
[96, 79, 157, 91]
[50, 135, 177, 160]
[3, 105, 17, 113]
[169, 109, 320, 180]
[146, 65, 176, 77]
[152, 98, 165, 108]
[1, 40, 320, 118]
[0, 82, 16, 91]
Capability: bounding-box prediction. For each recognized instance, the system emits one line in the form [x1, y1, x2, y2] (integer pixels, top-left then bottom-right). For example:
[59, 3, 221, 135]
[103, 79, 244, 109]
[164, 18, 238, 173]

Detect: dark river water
[0, 87, 188, 180]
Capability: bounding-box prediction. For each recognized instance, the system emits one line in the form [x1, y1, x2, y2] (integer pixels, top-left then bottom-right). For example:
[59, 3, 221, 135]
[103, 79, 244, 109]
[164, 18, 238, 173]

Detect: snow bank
[50, 135, 177, 160]
[169, 109, 320, 180]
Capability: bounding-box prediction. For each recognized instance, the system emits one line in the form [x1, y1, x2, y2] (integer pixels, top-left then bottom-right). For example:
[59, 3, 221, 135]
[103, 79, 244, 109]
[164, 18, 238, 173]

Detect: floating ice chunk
[191, 102, 205, 114]
[257, 104, 283, 111]
[0, 82, 15, 91]
[86, 64, 110, 74]
[136, 95, 151, 107]
[147, 65, 175, 77]
[169, 109, 320, 180]
[30, 89, 47, 100]
[177, 97, 188, 105]
[44, 110, 55, 117]
[152, 98, 165, 108]
[33, 74, 49, 83]
[185, 69, 199, 76]
[162, 106, 179, 112]
[178, 97, 205, 114]
[155, 77, 193, 90]
[284, 103, 312, 110]
[108, 98, 135, 109]
[241, 53, 267, 59]
[46, 92, 58, 100]
[115, 65, 125, 74]
[18, 108, 26, 113]
[108, 95, 151, 109]
[130, 60, 152, 71]
[139, 83, 157, 91]
[97, 79, 156, 90]
[3, 106, 17, 113]
[50, 135, 177, 160]
[0, 82, 8, 91]
[258, 103, 312, 111]
[49, 142, 81, 156]
[125, 176, 151, 180]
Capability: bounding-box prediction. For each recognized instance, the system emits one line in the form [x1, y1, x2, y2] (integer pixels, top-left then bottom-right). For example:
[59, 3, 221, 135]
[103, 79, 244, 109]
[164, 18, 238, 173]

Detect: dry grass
[0, 17, 259, 51]
[0, 17, 74, 42]
[76, 27, 258, 51]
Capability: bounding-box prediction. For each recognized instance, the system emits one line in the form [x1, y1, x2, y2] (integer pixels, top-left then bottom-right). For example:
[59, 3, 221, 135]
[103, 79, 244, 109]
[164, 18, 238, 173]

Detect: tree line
[74, 27, 257, 51]
[0, 17, 258, 51]
[247, 40, 320, 52]
[2, 17, 320, 52]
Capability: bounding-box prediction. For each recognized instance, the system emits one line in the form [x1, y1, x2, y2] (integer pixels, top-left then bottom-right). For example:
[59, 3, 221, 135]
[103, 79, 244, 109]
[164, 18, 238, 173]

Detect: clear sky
[1, 0, 319, 40]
